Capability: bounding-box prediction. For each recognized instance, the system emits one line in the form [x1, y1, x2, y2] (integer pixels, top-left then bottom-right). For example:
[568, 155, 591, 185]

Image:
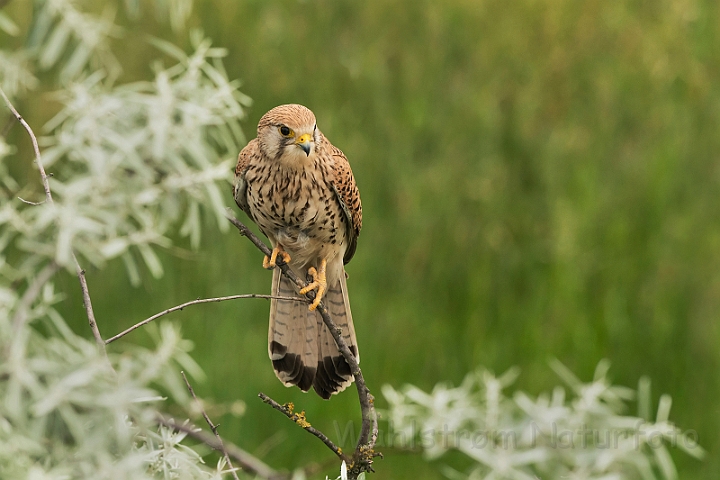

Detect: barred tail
[268, 269, 317, 392]
[313, 271, 358, 399]
[268, 268, 359, 399]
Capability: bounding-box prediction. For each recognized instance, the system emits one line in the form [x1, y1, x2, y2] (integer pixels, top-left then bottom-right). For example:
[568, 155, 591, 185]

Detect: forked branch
[2, 89, 302, 480]
[227, 213, 380, 477]
[182, 371, 240, 480]
[259, 392, 349, 463]
[156, 415, 286, 480]
[1, 88, 108, 357]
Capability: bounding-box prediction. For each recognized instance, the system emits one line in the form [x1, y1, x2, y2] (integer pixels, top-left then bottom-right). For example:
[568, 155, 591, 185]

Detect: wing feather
[322, 137, 362, 264]
[233, 138, 259, 218]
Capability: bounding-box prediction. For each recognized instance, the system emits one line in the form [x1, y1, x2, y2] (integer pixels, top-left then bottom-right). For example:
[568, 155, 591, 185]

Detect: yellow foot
[299, 258, 327, 311]
[263, 245, 291, 269]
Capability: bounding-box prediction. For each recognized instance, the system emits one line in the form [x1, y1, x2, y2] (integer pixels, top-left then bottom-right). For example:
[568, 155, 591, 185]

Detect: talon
[299, 259, 327, 311]
[263, 245, 291, 269]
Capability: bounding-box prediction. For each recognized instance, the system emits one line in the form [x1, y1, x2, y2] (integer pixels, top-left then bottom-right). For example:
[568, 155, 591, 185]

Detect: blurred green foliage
[5, 0, 720, 478]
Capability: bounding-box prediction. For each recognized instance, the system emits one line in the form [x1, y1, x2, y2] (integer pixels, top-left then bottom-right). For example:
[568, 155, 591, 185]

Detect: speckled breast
[244, 163, 348, 265]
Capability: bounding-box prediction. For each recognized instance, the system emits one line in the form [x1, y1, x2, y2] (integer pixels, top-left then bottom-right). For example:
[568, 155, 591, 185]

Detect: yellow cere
[295, 133, 312, 144]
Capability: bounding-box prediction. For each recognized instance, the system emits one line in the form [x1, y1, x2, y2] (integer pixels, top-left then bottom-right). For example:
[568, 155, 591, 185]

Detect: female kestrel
[233, 104, 362, 399]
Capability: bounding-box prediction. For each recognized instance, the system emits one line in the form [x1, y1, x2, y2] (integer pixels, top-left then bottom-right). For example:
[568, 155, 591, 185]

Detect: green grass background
[8, 0, 720, 477]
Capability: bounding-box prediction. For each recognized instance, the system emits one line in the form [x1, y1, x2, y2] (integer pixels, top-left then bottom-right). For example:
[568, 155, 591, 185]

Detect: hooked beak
[295, 133, 312, 156]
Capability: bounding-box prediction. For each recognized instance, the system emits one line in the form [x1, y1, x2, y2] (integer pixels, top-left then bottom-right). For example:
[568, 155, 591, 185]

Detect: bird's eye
[279, 126, 293, 137]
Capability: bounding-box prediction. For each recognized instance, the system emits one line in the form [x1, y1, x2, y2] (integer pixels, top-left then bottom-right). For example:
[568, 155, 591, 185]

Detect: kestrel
[233, 104, 362, 399]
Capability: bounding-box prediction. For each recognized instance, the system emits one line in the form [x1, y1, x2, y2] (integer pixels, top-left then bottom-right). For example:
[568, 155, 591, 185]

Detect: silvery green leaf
[675, 431, 706, 460]
[100, 238, 128, 258]
[148, 36, 189, 62]
[60, 43, 92, 80]
[653, 445, 677, 480]
[549, 358, 583, 391]
[0, 11, 20, 36]
[121, 251, 142, 287]
[39, 23, 72, 70]
[0, 50, 39, 98]
[656, 394, 672, 423]
[384, 361, 703, 478]
[138, 243, 163, 278]
[180, 201, 201, 248]
[122, 0, 141, 19]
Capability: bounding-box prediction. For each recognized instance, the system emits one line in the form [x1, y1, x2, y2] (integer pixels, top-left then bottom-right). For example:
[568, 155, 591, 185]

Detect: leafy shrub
[383, 361, 704, 479]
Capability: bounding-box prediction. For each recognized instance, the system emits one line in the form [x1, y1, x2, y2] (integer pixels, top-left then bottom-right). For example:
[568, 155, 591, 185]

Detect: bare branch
[75, 258, 106, 353]
[182, 371, 240, 480]
[227, 212, 380, 476]
[156, 415, 287, 480]
[17, 196, 47, 206]
[0, 88, 53, 204]
[105, 293, 307, 344]
[1, 87, 109, 361]
[259, 392, 349, 463]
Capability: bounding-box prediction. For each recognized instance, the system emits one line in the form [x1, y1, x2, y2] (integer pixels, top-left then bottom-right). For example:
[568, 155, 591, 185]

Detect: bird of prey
[233, 104, 362, 399]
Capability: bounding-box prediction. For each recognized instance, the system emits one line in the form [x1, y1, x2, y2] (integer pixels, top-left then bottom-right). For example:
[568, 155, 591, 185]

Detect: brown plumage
[233, 104, 362, 399]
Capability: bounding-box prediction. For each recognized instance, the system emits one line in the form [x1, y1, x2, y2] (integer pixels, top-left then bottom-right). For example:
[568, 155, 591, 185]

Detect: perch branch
[227, 212, 379, 476]
[0, 88, 108, 357]
[181, 371, 240, 480]
[105, 293, 307, 344]
[259, 392, 349, 463]
[156, 415, 287, 480]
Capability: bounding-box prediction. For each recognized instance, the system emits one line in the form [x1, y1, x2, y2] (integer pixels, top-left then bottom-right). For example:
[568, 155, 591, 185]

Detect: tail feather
[268, 267, 359, 399]
[312, 272, 358, 398]
[269, 269, 317, 391]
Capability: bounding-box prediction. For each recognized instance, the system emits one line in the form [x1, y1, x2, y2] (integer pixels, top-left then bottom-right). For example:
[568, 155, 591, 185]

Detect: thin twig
[75, 258, 106, 353]
[259, 392, 349, 463]
[156, 415, 287, 480]
[17, 196, 46, 206]
[227, 213, 379, 476]
[0, 88, 53, 203]
[1, 88, 307, 478]
[1, 87, 108, 361]
[105, 293, 307, 344]
[181, 371, 240, 480]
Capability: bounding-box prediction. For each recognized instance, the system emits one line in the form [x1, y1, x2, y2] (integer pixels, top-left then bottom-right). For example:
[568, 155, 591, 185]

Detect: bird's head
[257, 104, 318, 164]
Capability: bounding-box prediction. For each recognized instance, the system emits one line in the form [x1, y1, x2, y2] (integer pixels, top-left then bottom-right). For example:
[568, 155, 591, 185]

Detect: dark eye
[280, 126, 291, 136]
